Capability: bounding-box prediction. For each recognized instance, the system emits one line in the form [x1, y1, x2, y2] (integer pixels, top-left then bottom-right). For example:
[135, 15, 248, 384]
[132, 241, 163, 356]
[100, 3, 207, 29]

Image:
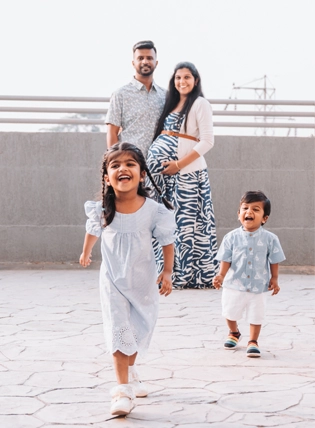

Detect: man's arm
[106, 124, 121, 148]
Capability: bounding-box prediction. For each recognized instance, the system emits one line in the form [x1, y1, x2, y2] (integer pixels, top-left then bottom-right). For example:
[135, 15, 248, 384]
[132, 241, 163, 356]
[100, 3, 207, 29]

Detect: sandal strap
[248, 340, 258, 345]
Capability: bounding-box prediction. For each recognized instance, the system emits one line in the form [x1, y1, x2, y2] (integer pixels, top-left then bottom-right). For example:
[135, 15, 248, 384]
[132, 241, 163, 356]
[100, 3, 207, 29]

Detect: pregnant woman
[147, 61, 218, 289]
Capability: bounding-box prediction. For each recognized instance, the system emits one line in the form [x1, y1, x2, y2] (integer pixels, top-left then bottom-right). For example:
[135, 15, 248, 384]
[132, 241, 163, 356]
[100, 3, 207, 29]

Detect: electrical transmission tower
[230, 75, 276, 136]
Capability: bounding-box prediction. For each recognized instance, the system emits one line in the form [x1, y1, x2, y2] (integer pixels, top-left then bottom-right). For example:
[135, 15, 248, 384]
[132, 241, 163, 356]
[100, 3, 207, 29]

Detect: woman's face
[174, 68, 197, 97]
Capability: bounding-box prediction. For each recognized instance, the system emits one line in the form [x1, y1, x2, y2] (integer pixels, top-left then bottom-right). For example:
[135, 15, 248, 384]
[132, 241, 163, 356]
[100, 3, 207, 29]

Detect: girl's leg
[112, 350, 129, 384]
[249, 324, 261, 342]
[128, 352, 137, 367]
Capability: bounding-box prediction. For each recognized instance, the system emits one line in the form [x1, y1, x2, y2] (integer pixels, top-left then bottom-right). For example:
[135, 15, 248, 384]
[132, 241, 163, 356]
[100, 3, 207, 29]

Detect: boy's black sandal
[246, 340, 261, 358]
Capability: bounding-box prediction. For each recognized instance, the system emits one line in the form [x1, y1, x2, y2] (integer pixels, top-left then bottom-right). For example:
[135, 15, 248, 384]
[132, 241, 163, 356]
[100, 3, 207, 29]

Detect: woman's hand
[161, 160, 180, 176]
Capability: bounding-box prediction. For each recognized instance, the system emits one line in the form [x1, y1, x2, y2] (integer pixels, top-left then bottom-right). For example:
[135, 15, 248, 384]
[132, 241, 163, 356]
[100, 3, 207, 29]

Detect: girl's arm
[157, 243, 174, 296]
[213, 261, 231, 289]
[79, 233, 99, 267]
[268, 263, 280, 295]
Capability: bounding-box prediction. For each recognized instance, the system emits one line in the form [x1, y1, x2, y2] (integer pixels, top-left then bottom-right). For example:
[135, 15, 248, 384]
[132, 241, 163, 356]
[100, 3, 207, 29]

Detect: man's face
[132, 48, 158, 77]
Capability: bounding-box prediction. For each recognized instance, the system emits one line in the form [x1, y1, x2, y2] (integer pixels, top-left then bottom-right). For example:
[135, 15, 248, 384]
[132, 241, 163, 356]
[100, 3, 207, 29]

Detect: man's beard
[139, 66, 154, 77]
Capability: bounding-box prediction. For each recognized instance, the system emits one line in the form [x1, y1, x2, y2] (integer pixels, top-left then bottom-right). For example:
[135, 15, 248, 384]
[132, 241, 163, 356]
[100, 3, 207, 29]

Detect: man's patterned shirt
[105, 78, 166, 157]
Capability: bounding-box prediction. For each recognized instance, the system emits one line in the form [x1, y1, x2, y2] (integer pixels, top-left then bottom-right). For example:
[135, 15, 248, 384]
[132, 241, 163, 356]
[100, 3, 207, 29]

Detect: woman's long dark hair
[101, 142, 173, 227]
[153, 61, 204, 140]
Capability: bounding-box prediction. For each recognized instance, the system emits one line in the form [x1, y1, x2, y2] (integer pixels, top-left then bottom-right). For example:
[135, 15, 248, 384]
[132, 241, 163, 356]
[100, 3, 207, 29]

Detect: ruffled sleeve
[152, 204, 177, 246]
[84, 200, 103, 237]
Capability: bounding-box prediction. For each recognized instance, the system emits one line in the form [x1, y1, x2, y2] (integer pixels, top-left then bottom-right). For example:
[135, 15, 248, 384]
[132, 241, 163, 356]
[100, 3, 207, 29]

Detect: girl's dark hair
[153, 61, 204, 140]
[240, 191, 271, 219]
[101, 142, 173, 227]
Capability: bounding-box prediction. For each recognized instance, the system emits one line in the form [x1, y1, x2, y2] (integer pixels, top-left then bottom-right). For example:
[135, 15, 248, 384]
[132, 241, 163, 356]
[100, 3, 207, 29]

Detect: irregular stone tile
[153, 377, 207, 390]
[2, 360, 63, 373]
[7, 344, 104, 361]
[233, 412, 306, 427]
[0, 396, 44, 414]
[174, 365, 259, 382]
[0, 415, 43, 428]
[35, 402, 111, 425]
[126, 403, 183, 422]
[219, 389, 302, 412]
[61, 361, 105, 374]
[24, 371, 105, 389]
[39, 387, 107, 404]
[206, 373, 313, 394]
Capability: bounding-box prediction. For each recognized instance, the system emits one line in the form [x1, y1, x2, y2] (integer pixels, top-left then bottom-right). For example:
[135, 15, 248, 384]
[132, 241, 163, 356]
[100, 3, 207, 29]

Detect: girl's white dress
[85, 197, 176, 356]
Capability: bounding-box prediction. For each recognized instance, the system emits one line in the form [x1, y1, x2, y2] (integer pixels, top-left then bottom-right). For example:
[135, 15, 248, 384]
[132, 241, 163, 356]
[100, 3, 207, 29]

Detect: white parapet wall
[0, 132, 314, 266]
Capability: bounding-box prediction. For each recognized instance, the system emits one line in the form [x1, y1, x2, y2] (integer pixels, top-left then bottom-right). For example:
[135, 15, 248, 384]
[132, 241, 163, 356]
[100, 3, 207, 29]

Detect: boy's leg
[222, 288, 244, 349]
[249, 324, 261, 342]
[224, 318, 242, 349]
[226, 319, 238, 332]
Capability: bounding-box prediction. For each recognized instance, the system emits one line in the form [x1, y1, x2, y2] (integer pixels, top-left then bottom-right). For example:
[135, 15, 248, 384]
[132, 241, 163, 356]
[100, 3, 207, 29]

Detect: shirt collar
[131, 76, 157, 92]
[240, 225, 262, 237]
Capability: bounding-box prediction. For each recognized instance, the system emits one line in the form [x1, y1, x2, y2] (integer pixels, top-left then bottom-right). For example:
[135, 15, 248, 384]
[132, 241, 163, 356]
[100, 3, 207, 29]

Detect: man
[105, 40, 166, 157]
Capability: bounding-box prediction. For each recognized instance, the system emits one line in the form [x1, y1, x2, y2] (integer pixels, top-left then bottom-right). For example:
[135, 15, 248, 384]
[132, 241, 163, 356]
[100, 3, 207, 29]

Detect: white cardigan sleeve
[190, 97, 214, 157]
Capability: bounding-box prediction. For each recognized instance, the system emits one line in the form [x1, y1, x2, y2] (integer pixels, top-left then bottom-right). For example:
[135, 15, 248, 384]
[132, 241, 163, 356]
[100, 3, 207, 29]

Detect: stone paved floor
[0, 269, 314, 428]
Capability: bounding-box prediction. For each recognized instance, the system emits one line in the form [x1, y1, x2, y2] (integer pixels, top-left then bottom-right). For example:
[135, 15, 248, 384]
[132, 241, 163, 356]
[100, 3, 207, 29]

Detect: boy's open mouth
[245, 216, 253, 220]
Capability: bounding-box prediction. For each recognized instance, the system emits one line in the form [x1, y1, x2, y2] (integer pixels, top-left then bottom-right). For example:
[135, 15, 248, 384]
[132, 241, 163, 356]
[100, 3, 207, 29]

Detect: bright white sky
[1, 0, 315, 100]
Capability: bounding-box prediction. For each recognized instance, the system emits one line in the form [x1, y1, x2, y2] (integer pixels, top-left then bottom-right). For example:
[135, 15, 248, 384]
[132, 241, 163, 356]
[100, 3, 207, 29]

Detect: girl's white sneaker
[110, 384, 135, 416]
[129, 365, 149, 397]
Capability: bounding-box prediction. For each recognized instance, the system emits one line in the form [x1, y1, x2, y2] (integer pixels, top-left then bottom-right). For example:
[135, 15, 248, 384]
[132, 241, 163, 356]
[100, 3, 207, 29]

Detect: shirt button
[247, 275, 250, 278]
[248, 261, 251, 265]
[249, 234, 252, 236]
[249, 247, 252, 251]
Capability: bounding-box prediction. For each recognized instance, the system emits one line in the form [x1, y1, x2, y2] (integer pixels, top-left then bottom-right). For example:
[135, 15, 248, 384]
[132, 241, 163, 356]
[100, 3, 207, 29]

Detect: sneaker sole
[111, 403, 135, 416]
[224, 335, 242, 350]
[247, 353, 261, 358]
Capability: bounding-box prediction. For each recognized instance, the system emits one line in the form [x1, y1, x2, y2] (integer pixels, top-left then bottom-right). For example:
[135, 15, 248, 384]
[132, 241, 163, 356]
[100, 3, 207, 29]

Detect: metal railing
[0, 96, 314, 130]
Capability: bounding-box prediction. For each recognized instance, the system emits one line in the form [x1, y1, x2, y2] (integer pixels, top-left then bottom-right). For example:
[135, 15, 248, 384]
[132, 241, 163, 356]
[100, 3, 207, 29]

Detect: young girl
[147, 61, 218, 289]
[79, 142, 176, 416]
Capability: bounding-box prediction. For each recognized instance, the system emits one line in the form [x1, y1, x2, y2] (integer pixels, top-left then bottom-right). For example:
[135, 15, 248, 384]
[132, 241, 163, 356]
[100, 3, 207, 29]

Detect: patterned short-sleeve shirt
[105, 77, 166, 157]
[216, 226, 286, 293]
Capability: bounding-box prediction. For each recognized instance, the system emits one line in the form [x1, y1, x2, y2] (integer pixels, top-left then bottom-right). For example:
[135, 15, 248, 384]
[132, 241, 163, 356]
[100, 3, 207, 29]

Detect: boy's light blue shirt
[216, 226, 286, 293]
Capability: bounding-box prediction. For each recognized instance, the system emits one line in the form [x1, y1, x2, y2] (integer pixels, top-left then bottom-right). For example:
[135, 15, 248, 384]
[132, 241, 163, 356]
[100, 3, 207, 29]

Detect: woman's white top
[84, 198, 176, 356]
[177, 96, 214, 175]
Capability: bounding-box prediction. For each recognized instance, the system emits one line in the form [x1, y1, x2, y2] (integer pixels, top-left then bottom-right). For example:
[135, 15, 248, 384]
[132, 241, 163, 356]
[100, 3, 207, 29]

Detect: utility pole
[230, 75, 276, 136]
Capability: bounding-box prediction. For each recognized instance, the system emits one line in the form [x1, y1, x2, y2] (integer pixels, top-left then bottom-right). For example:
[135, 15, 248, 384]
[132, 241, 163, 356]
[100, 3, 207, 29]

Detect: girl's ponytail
[101, 158, 116, 227]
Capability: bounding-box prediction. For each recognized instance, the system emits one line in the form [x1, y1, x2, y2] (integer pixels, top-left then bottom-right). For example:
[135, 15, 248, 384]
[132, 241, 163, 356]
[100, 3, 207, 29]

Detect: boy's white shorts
[222, 287, 267, 325]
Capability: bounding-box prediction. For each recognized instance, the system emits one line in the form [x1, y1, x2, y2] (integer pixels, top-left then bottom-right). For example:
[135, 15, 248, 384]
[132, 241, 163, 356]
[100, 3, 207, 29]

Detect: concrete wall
[0, 132, 314, 266]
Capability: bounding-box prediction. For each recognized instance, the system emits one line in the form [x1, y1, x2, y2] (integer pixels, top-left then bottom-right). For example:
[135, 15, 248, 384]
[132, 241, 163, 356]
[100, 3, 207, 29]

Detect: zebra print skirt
[147, 112, 219, 288]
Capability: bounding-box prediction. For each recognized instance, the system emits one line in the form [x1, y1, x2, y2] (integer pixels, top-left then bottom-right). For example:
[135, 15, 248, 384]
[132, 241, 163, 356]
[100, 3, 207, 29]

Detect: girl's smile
[105, 153, 145, 193]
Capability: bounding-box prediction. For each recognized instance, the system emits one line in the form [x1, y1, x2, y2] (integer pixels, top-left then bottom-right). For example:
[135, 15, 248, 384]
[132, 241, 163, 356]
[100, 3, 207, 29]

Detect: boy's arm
[213, 261, 231, 289]
[79, 233, 99, 267]
[157, 243, 174, 297]
[268, 263, 280, 295]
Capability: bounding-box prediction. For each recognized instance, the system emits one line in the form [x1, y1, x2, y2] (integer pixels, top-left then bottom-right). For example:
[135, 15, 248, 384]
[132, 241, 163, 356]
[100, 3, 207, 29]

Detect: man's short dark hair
[133, 40, 156, 54]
